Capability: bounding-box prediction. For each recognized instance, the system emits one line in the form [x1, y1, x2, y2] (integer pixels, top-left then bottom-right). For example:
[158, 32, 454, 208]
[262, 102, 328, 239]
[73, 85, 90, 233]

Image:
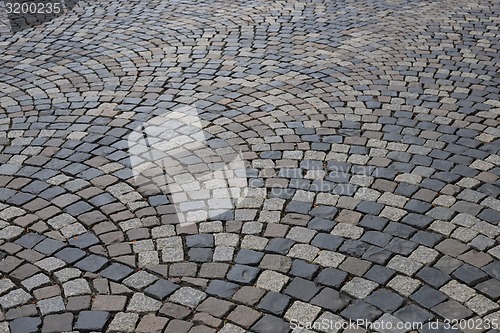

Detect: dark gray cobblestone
[0, 0, 500, 331]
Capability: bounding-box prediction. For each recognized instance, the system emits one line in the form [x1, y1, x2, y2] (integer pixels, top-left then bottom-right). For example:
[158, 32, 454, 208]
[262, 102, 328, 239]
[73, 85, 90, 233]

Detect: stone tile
[341, 277, 378, 299]
[393, 304, 434, 323]
[170, 287, 207, 308]
[251, 315, 290, 333]
[316, 268, 348, 288]
[74, 311, 110, 331]
[9, 317, 42, 333]
[232, 286, 266, 306]
[227, 264, 260, 284]
[107, 312, 139, 332]
[256, 270, 289, 292]
[99, 263, 134, 282]
[451, 264, 489, 286]
[144, 279, 179, 300]
[432, 300, 473, 320]
[340, 299, 382, 322]
[196, 297, 234, 318]
[135, 314, 169, 333]
[92, 295, 127, 311]
[41, 313, 73, 333]
[283, 277, 321, 301]
[259, 254, 292, 273]
[410, 285, 447, 309]
[365, 289, 405, 312]
[206, 280, 239, 299]
[227, 305, 261, 328]
[159, 302, 192, 319]
[310, 287, 350, 312]
[257, 291, 291, 315]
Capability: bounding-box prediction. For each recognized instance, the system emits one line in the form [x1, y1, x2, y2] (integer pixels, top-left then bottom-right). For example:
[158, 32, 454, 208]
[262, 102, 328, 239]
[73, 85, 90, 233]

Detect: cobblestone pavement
[1, 0, 500, 332]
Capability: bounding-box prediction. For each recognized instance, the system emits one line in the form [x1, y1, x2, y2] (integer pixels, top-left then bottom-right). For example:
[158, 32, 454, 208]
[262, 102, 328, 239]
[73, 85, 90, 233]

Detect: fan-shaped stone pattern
[1, 0, 500, 332]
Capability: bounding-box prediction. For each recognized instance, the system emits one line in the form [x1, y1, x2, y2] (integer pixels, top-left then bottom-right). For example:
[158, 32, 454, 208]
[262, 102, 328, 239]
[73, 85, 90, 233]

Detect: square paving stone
[434, 256, 463, 275]
[316, 267, 348, 288]
[123, 271, 158, 289]
[416, 267, 451, 288]
[74, 311, 110, 331]
[159, 302, 191, 319]
[311, 233, 344, 251]
[385, 238, 418, 256]
[135, 314, 169, 333]
[356, 201, 384, 215]
[235, 249, 264, 265]
[99, 263, 133, 282]
[227, 305, 261, 329]
[0, 256, 22, 273]
[359, 215, 389, 231]
[383, 222, 416, 239]
[251, 315, 290, 333]
[144, 279, 179, 300]
[259, 254, 292, 273]
[186, 234, 214, 248]
[362, 246, 393, 265]
[257, 292, 291, 315]
[364, 265, 396, 285]
[284, 277, 321, 301]
[68, 233, 100, 249]
[308, 217, 335, 232]
[92, 295, 127, 311]
[11, 263, 40, 280]
[483, 261, 500, 279]
[199, 263, 229, 279]
[393, 304, 434, 323]
[74, 255, 108, 273]
[197, 297, 234, 318]
[286, 200, 312, 214]
[340, 299, 382, 322]
[310, 287, 349, 312]
[66, 296, 91, 311]
[435, 239, 470, 257]
[365, 289, 405, 312]
[227, 264, 260, 285]
[37, 296, 65, 315]
[169, 263, 197, 277]
[431, 300, 473, 320]
[206, 280, 239, 298]
[264, 238, 295, 255]
[232, 286, 266, 306]
[339, 257, 372, 276]
[339, 240, 370, 257]
[451, 264, 489, 286]
[411, 231, 443, 247]
[289, 259, 319, 279]
[164, 319, 193, 333]
[5, 304, 38, 320]
[401, 214, 434, 229]
[188, 248, 213, 262]
[405, 199, 432, 213]
[33, 239, 65, 255]
[410, 286, 447, 309]
[476, 279, 500, 301]
[360, 231, 393, 247]
[15, 233, 45, 249]
[9, 317, 42, 333]
[54, 247, 86, 264]
[41, 313, 73, 333]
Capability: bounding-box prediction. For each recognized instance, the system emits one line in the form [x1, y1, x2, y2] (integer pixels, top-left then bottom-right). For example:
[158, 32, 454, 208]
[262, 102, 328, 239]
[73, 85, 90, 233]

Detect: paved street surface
[1, 0, 500, 332]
